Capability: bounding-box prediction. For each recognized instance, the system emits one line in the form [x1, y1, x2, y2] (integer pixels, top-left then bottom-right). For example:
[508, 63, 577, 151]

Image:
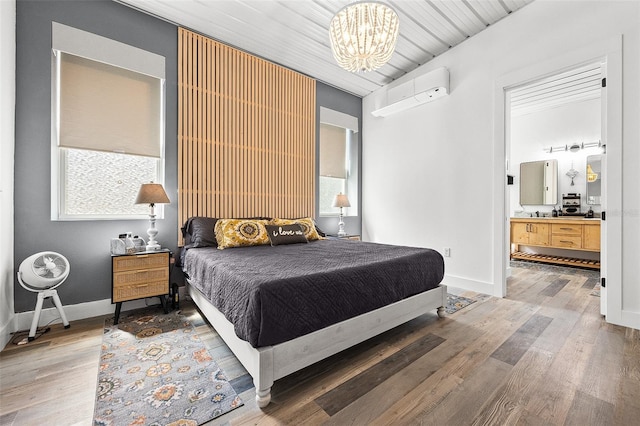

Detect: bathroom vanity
[510, 217, 600, 269]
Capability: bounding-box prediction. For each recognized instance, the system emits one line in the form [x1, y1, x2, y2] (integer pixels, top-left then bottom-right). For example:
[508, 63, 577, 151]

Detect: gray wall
[315, 82, 363, 236]
[14, 0, 178, 312]
[14, 0, 362, 313]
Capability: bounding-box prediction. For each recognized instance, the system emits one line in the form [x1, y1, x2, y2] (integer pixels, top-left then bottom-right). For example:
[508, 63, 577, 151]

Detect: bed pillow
[214, 218, 270, 249]
[270, 217, 323, 241]
[182, 216, 272, 248]
[265, 224, 308, 246]
[181, 217, 219, 247]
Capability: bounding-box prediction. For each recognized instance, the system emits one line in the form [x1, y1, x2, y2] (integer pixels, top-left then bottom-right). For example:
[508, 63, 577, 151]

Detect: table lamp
[135, 182, 170, 251]
[332, 193, 351, 237]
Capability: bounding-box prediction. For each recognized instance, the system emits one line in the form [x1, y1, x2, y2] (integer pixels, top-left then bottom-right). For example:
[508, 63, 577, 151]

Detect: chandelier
[329, 1, 400, 72]
[587, 164, 598, 183]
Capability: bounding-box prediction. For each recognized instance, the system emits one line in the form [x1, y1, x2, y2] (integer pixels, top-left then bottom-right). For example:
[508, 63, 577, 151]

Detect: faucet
[536, 211, 540, 217]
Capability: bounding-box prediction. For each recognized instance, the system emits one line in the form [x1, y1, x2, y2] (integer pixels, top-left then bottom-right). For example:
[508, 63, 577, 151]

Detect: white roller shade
[320, 123, 347, 179]
[58, 52, 162, 157]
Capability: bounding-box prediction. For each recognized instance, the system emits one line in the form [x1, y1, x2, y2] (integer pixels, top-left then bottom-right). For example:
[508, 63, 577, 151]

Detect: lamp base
[145, 243, 161, 251]
[337, 210, 346, 236]
[146, 212, 161, 252]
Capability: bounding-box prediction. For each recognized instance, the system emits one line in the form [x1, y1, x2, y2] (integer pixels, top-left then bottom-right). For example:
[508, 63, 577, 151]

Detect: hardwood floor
[1, 263, 639, 425]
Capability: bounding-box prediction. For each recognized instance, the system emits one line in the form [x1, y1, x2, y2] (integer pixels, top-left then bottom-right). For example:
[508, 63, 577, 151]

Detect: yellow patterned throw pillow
[269, 217, 322, 241]
[214, 219, 270, 249]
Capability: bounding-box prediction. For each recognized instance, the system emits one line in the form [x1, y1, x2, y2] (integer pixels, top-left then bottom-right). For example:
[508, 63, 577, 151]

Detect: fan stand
[28, 289, 70, 342]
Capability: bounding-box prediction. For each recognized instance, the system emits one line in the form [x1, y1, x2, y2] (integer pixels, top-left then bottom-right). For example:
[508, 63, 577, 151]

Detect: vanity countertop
[511, 217, 600, 223]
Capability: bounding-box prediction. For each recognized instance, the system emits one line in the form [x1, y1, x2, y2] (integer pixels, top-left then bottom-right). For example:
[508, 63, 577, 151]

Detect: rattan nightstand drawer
[113, 267, 169, 287]
[111, 250, 170, 305]
[113, 280, 168, 302]
[113, 252, 169, 272]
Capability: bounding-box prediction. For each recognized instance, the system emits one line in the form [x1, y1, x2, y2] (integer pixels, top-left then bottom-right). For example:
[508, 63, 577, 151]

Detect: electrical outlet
[444, 247, 451, 257]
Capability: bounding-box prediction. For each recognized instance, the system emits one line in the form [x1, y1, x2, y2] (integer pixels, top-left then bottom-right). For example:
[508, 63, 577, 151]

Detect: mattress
[182, 239, 444, 348]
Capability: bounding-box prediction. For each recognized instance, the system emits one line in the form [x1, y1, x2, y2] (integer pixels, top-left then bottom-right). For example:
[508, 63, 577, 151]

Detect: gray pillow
[182, 216, 273, 247]
[182, 217, 219, 248]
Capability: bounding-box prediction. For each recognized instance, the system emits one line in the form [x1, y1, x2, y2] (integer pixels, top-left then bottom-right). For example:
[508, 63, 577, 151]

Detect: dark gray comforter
[182, 239, 444, 348]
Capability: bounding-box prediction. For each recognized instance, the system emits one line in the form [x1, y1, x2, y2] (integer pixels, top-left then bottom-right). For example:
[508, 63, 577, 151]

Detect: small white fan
[17, 252, 71, 341]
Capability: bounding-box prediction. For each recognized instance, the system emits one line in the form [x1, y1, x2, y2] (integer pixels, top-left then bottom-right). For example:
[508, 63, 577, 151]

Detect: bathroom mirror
[520, 159, 558, 205]
[586, 155, 602, 205]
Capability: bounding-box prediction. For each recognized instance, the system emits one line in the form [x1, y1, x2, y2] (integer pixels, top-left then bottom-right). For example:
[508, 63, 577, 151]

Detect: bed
[181, 217, 446, 407]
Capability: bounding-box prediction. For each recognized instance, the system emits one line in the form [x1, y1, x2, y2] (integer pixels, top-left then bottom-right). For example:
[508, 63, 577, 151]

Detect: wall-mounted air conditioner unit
[371, 67, 449, 117]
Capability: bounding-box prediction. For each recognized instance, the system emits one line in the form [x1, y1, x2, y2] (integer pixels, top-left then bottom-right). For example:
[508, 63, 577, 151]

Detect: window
[51, 23, 165, 220]
[319, 108, 358, 216]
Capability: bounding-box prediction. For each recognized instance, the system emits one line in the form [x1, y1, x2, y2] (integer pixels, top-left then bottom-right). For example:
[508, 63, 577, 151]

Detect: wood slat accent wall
[178, 28, 316, 244]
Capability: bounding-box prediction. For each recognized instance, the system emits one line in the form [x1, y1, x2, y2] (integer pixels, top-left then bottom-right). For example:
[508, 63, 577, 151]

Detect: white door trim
[493, 35, 623, 326]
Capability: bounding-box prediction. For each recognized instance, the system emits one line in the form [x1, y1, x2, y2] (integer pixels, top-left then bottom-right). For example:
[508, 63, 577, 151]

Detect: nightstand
[111, 249, 170, 324]
[327, 234, 361, 241]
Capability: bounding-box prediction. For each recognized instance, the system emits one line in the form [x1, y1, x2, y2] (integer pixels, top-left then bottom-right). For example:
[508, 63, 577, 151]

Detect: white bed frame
[188, 282, 447, 407]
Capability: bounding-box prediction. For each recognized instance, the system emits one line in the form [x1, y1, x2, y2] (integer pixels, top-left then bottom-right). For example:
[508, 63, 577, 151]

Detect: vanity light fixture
[544, 140, 602, 154]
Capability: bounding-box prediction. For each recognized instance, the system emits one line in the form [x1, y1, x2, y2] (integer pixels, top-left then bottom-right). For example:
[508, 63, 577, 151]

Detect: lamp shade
[135, 183, 170, 205]
[332, 193, 351, 208]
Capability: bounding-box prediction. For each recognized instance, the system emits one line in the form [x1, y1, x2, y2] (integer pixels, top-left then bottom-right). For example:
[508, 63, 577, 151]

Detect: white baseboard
[441, 274, 495, 297]
[12, 287, 187, 334]
[0, 318, 15, 350]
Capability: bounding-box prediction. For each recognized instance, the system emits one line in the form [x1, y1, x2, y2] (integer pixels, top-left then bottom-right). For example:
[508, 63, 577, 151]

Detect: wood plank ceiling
[118, 0, 535, 97]
[510, 62, 603, 117]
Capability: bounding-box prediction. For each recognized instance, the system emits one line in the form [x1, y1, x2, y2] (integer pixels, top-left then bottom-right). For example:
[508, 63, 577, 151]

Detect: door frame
[492, 36, 622, 320]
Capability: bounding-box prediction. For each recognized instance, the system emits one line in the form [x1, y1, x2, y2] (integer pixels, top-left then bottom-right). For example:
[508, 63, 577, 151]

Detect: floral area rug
[446, 294, 481, 314]
[93, 308, 242, 426]
[445, 293, 476, 314]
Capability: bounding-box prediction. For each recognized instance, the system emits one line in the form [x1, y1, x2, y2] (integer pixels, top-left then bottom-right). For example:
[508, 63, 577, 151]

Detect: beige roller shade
[320, 106, 358, 133]
[58, 52, 162, 157]
[319, 124, 347, 179]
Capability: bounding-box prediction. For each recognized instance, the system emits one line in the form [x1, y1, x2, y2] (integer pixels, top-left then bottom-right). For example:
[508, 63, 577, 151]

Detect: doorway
[494, 38, 624, 328]
[505, 61, 605, 302]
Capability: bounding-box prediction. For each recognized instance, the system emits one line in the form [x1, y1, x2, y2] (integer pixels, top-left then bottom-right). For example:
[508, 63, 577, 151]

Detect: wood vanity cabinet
[551, 223, 582, 249]
[511, 222, 550, 246]
[510, 217, 600, 269]
[583, 224, 601, 251]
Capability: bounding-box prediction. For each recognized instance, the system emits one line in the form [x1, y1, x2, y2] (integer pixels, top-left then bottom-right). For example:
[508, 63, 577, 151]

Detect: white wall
[0, 0, 16, 349]
[510, 98, 602, 216]
[362, 0, 640, 311]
